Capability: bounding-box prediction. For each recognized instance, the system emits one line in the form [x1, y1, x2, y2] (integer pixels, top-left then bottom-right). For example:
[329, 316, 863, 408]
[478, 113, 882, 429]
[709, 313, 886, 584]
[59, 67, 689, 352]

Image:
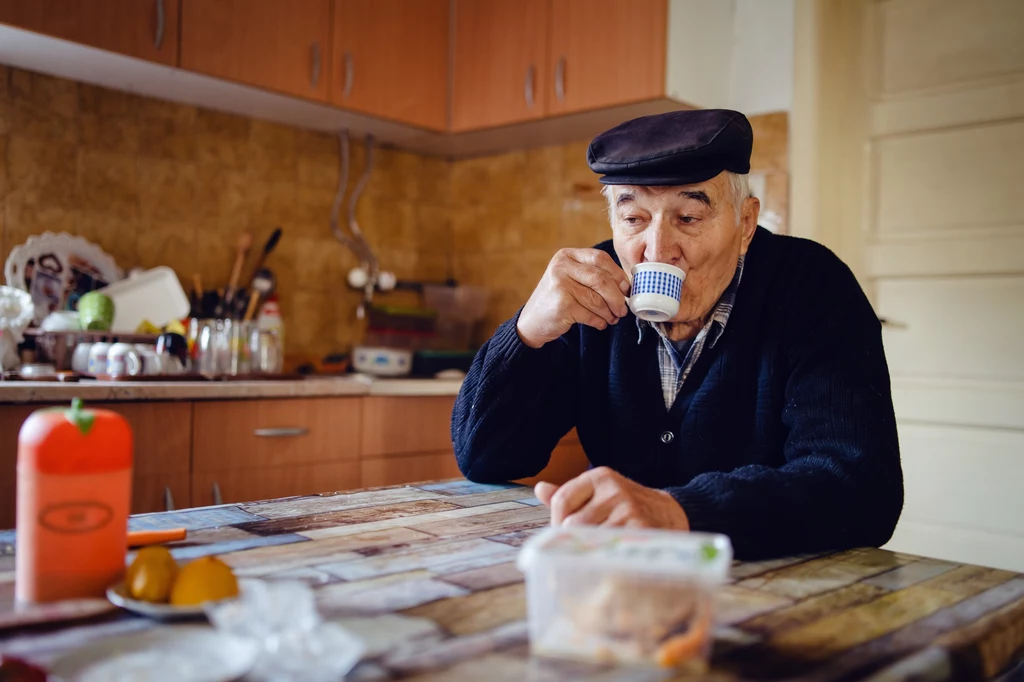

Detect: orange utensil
[127, 528, 187, 547]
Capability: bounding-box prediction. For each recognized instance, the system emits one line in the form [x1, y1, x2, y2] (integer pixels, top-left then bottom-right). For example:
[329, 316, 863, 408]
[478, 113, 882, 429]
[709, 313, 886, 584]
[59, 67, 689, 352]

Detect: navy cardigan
[451, 228, 903, 560]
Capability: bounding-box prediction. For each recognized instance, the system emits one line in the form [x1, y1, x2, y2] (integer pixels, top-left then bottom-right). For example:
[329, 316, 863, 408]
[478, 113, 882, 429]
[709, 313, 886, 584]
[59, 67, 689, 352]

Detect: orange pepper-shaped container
[16, 399, 133, 603]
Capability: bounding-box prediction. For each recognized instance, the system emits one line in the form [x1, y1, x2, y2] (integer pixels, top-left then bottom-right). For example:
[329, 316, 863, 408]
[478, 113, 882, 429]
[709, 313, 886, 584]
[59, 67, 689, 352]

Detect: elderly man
[451, 110, 903, 559]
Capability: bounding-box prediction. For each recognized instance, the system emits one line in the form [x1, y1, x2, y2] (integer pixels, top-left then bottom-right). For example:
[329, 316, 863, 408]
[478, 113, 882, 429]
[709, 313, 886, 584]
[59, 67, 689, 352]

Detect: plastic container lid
[517, 526, 732, 583]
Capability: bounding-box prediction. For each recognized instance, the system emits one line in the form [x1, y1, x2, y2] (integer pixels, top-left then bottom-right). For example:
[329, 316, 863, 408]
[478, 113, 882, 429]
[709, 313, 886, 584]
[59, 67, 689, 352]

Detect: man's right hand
[517, 248, 631, 349]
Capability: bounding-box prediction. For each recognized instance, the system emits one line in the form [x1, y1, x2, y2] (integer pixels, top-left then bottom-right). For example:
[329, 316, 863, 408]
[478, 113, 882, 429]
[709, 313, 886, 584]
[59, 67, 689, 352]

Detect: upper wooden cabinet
[548, 0, 667, 115]
[451, 0, 551, 132]
[331, 0, 449, 131]
[180, 0, 332, 101]
[0, 0, 180, 65]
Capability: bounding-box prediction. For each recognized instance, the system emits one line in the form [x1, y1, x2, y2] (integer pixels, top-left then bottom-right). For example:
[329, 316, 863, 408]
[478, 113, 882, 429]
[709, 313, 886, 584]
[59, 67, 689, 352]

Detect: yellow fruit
[169, 556, 239, 606]
[126, 546, 178, 603]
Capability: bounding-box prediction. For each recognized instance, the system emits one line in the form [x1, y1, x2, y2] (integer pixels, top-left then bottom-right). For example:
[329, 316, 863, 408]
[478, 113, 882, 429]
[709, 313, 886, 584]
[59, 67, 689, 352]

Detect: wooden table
[1, 480, 1023, 681]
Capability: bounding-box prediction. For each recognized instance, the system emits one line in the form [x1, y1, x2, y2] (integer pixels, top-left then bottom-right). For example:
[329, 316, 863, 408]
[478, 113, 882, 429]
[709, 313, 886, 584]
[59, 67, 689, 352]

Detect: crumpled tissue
[204, 579, 365, 682]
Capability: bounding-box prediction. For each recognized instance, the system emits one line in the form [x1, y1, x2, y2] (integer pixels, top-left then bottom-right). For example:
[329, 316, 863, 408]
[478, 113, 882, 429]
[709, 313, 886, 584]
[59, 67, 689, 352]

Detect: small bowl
[39, 310, 81, 332]
[106, 581, 208, 620]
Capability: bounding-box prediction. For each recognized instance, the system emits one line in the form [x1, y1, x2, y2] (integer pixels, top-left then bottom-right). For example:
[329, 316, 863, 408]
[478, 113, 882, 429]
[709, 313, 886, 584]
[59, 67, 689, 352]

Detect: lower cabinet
[361, 450, 463, 488]
[0, 393, 593, 527]
[192, 462, 361, 507]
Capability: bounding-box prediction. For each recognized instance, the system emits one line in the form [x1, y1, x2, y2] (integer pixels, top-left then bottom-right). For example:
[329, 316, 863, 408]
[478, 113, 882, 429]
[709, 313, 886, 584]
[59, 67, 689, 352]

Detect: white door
[863, 0, 1024, 571]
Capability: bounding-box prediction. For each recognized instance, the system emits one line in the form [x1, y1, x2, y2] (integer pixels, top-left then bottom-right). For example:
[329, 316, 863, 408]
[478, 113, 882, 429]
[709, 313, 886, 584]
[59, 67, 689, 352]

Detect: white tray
[98, 267, 190, 332]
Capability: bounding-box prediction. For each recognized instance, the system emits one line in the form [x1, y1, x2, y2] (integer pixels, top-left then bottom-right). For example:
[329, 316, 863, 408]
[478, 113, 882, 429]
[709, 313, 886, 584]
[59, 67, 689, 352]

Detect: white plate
[3, 231, 123, 324]
[49, 625, 258, 682]
[106, 582, 207, 620]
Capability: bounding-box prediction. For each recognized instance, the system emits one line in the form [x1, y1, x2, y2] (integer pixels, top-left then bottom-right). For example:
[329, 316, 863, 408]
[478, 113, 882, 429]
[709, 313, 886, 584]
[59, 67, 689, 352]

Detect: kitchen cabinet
[0, 0, 179, 65]
[192, 462, 360, 506]
[361, 395, 455, 458]
[0, 402, 191, 528]
[191, 397, 361, 504]
[0, 405, 35, 529]
[331, 0, 448, 131]
[362, 451, 462, 488]
[450, 0, 551, 132]
[180, 0, 332, 101]
[114, 402, 192, 516]
[548, 0, 667, 115]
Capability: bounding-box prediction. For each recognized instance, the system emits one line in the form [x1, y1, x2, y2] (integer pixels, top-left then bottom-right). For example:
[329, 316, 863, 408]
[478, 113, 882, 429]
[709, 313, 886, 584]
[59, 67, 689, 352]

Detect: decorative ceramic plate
[4, 232, 123, 324]
[48, 625, 258, 682]
[106, 582, 206, 620]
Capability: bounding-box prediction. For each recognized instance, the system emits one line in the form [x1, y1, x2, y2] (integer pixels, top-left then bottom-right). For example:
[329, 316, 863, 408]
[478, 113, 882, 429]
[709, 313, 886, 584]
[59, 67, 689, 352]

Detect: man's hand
[534, 467, 690, 530]
[517, 249, 631, 349]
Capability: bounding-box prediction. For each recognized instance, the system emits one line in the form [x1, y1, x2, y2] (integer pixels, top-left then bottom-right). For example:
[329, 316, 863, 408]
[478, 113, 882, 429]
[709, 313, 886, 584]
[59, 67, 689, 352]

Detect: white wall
[729, 0, 795, 115]
[667, 0, 795, 115]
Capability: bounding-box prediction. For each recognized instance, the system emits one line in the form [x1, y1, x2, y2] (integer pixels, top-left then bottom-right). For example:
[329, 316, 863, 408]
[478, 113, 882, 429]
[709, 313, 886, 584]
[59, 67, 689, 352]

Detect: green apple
[77, 291, 115, 331]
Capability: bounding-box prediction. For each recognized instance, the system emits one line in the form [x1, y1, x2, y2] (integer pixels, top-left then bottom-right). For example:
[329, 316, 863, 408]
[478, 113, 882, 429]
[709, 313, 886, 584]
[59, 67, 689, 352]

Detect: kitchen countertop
[0, 376, 464, 404]
[1, 480, 1022, 680]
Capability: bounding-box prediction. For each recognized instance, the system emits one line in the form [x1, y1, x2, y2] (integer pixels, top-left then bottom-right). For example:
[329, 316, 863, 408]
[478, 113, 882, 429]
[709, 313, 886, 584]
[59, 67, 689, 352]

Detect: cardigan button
[660, 431, 675, 444]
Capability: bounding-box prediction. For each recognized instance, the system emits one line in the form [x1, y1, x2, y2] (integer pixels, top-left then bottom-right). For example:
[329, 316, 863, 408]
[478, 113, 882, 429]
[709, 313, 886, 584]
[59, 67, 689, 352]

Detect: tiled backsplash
[0, 66, 787, 360]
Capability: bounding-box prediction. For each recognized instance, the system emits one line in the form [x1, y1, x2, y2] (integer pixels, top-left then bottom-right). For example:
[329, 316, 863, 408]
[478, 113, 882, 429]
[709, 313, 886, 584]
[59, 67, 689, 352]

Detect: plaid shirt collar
[636, 257, 745, 408]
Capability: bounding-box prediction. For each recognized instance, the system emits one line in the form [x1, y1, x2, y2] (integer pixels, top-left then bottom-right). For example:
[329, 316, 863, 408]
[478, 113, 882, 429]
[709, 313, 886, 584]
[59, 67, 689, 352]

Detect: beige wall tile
[137, 217, 198, 281]
[450, 151, 525, 207]
[4, 200, 76, 246]
[137, 159, 197, 223]
[0, 65, 10, 100]
[10, 70, 77, 119]
[78, 82, 138, 118]
[76, 209, 138, 268]
[247, 120, 298, 182]
[195, 230, 237, 289]
[137, 100, 196, 161]
[522, 146, 564, 201]
[7, 135, 77, 208]
[78, 113, 139, 154]
[8, 99, 78, 144]
[77, 148, 138, 219]
[0, 134, 7, 196]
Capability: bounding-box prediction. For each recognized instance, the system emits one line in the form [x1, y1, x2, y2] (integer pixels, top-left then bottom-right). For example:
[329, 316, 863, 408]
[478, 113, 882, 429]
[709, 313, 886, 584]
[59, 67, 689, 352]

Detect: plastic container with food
[517, 526, 732, 671]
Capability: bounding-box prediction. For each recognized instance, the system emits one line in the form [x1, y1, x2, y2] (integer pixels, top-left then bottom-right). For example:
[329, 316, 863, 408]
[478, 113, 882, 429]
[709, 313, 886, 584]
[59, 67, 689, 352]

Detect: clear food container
[517, 526, 732, 671]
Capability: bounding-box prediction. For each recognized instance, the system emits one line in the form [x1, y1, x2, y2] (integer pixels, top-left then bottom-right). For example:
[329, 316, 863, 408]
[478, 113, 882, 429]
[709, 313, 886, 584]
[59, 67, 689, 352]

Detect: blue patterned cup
[628, 262, 685, 322]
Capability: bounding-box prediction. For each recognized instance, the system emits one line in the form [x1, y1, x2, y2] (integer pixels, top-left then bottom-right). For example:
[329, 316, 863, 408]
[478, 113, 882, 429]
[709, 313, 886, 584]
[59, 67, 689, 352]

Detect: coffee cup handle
[126, 351, 142, 376]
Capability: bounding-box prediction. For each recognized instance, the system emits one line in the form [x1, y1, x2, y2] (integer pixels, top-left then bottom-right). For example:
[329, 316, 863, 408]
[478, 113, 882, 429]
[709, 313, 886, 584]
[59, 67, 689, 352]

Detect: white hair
[601, 172, 750, 226]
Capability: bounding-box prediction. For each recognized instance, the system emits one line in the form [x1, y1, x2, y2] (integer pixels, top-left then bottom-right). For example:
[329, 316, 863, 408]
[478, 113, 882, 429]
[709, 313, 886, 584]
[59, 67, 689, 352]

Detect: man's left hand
[535, 467, 690, 530]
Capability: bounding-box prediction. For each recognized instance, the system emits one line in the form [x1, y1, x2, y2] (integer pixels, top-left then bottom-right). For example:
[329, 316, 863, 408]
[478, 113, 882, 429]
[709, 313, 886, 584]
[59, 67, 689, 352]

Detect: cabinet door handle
[212, 481, 224, 506]
[311, 42, 322, 88]
[153, 0, 165, 50]
[253, 427, 310, 438]
[163, 485, 176, 511]
[555, 56, 566, 102]
[342, 51, 354, 98]
[524, 64, 536, 109]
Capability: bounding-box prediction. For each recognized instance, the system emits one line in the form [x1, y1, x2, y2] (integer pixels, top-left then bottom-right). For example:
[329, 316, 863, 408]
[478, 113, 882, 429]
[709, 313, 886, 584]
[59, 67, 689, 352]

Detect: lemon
[169, 556, 239, 606]
[126, 546, 178, 603]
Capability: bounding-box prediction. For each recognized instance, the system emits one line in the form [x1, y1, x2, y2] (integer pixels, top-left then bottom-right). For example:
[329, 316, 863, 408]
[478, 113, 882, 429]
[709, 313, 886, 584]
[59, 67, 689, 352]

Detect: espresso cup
[86, 342, 111, 375]
[628, 262, 686, 322]
[107, 342, 142, 377]
[71, 342, 94, 374]
[135, 344, 164, 375]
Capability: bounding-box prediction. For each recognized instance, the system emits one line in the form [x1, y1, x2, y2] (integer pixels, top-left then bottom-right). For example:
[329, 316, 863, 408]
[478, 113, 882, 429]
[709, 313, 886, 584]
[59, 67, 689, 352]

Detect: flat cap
[587, 109, 753, 186]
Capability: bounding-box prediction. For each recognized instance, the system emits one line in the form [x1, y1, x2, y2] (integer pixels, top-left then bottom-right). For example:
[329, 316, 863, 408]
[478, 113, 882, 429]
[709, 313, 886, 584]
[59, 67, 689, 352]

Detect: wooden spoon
[215, 232, 252, 317]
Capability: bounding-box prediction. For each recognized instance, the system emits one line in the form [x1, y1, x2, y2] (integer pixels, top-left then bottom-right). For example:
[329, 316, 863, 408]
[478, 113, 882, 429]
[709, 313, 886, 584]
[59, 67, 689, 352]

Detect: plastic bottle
[16, 399, 133, 603]
[257, 294, 285, 373]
